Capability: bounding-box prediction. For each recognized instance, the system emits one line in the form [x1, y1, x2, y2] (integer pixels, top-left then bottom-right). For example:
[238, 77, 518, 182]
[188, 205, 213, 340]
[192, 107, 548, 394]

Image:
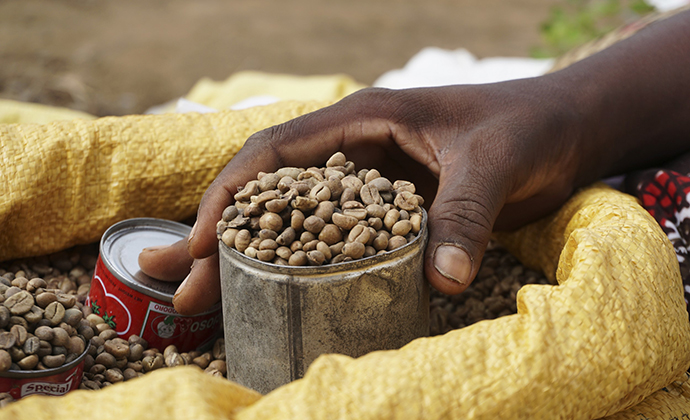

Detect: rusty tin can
[219, 212, 429, 394]
[86, 218, 222, 352]
[0, 342, 89, 400]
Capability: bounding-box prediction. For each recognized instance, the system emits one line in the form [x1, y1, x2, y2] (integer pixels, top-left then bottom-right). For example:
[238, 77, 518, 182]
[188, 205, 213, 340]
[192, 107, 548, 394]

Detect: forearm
[546, 9, 690, 186]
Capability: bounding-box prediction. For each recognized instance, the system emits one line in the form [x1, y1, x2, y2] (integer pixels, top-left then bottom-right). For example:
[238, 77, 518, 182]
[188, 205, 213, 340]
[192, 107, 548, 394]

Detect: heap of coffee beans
[0, 246, 226, 406]
[0, 223, 549, 406]
[79, 332, 226, 391]
[0, 273, 92, 373]
[428, 241, 550, 336]
[217, 152, 425, 266]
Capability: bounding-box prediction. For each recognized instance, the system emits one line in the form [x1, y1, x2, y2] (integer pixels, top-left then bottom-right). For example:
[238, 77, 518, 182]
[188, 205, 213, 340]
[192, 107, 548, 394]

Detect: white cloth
[646, 0, 690, 12]
[373, 47, 554, 89]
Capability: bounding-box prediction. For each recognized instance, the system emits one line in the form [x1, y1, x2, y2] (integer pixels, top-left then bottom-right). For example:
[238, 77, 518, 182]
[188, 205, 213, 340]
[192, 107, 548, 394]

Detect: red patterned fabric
[628, 169, 690, 314]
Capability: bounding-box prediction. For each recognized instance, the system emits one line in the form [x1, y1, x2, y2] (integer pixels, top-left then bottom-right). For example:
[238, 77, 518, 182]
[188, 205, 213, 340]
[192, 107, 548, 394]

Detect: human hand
[139, 10, 690, 315]
[139, 77, 590, 315]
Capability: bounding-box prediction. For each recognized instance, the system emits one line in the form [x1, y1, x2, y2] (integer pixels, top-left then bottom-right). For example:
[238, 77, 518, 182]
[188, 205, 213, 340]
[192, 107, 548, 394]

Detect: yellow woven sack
[2, 184, 689, 419]
[184, 71, 365, 111]
[0, 100, 329, 261]
[0, 367, 262, 420]
[0, 99, 95, 124]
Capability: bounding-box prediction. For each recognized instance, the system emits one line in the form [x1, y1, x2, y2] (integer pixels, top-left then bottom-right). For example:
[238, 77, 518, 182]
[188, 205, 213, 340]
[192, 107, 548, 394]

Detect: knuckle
[347, 87, 394, 103]
[430, 195, 495, 244]
[244, 121, 300, 169]
[340, 87, 400, 117]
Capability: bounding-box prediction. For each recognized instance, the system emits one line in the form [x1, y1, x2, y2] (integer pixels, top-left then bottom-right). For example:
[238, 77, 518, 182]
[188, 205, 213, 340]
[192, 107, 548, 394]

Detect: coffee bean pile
[79, 333, 226, 391]
[0, 233, 548, 406]
[0, 245, 226, 406]
[217, 152, 425, 266]
[428, 241, 550, 336]
[0, 254, 95, 373]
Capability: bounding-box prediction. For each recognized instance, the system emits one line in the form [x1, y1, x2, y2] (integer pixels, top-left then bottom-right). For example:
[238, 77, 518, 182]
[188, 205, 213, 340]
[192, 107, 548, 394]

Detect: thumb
[425, 165, 506, 295]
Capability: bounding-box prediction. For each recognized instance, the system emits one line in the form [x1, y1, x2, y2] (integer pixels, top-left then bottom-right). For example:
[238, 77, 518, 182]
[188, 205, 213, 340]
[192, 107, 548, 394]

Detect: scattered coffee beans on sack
[428, 241, 550, 336]
[217, 152, 426, 266]
[0, 218, 548, 405]
[0, 246, 226, 405]
[78, 333, 226, 391]
[0, 247, 97, 374]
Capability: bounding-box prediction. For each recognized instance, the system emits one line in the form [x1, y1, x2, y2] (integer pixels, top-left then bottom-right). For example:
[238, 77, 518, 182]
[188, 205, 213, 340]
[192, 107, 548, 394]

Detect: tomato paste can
[86, 218, 222, 352]
[0, 342, 89, 400]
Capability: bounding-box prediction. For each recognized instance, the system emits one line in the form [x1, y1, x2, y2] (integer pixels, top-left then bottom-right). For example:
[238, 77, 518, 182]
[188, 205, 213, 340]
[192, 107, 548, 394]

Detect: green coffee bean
[342, 242, 365, 259]
[326, 152, 346, 167]
[0, 332, 15, 350]
[0, 350, 11, 372]
[63, 308, 83, 326]
[42, 354, 65, 368]
[99, 329, 118, 341]
[95, 352, 116, 369]
[17, 354, 39, 370]
[123, 368, 138, 381]
[0, 307, 9, 329]
[128, 343, 144, 362]
[367, 177, 392, 192]
[44, 301, 65, 326]
[51, 327, 70, 347]
[55, 293, 76, 308]
[394, 191, 418, 211]
[23, 336, 40, 355]
[35, 292, 57, 309]
[10, 325, 27, 347]
[222, 205, 239, 222]
[4, 291, 34, 315]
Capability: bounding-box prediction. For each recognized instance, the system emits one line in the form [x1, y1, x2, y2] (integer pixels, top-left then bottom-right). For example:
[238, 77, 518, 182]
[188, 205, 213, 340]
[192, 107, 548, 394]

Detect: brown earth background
[0, 0, 558, 117]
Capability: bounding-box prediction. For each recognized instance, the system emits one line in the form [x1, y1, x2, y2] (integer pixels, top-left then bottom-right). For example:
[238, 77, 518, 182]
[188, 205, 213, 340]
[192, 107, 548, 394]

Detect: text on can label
[21, 381, 71, 397]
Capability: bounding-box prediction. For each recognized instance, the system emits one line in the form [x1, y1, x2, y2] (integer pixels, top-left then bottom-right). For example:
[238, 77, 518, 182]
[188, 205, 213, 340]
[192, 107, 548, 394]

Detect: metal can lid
[100, 218, 192, 302]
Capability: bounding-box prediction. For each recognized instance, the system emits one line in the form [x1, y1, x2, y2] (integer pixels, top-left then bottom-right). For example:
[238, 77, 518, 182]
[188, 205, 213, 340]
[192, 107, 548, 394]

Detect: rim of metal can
[220, 209, 428, 280]
[0, 340, 90, 379]
[99, 217, 192, 303]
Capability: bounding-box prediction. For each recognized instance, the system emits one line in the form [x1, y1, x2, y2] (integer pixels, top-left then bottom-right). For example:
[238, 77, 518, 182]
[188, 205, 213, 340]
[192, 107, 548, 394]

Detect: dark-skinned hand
[139, 10, 690, 315]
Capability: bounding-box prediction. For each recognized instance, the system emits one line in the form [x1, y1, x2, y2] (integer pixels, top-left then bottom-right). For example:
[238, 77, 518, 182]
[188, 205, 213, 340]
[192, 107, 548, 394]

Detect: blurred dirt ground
[0, 0, 557, 116]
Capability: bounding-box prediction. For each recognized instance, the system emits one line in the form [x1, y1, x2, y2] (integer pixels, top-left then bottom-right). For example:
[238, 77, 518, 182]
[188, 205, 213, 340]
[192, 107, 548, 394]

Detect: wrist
[536, 69, 612, 189]
[544, 11, 690, 183]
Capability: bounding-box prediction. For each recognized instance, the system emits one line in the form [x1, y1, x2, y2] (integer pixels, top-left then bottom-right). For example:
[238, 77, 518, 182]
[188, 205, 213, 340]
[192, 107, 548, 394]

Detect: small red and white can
[0, 344, 88, 400]
[86, 218, 222, 353]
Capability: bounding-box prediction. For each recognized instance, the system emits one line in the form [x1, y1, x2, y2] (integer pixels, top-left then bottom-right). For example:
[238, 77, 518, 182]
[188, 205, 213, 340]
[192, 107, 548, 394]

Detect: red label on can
[86, 257, 222, 352]
[0, 361, 84, 400]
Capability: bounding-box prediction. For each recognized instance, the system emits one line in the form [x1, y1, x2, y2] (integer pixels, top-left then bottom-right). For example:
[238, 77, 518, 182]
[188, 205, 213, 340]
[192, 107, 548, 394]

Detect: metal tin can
[0, 343, 89, 400]
[86, 218, 222, 352]
[219, 211, 429, 394]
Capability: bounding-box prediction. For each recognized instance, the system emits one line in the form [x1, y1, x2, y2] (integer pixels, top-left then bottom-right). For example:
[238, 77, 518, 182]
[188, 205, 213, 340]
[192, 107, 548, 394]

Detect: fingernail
[434, 245, 472, 285]
[188, 222, 198, 243]
[141, 245, 170, 253]
[174, 273, 190, 301]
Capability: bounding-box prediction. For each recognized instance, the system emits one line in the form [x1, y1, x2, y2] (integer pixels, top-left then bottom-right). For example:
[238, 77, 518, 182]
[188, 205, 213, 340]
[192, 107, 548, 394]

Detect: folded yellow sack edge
[0, 99, 96, 125]
[183, 71, 366, 111]
[3, 184, 689, 419]
[0, 366, 261, 420]
[0, 100, 331, 261]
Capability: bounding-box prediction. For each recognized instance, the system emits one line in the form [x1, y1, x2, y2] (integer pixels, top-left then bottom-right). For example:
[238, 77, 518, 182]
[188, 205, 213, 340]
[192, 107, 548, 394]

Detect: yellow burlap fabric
[0, 99, 96, 124]
[0, 100, 329, 261]
[0, 367, 262, 420]
[3, 184, 689, 419]
[184, 71, 365, 111]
